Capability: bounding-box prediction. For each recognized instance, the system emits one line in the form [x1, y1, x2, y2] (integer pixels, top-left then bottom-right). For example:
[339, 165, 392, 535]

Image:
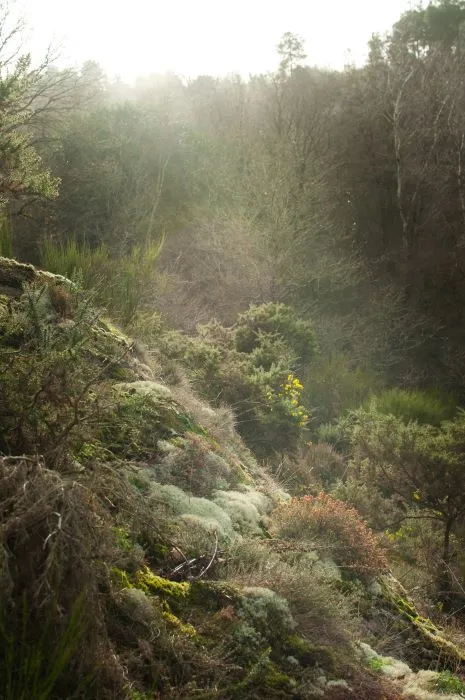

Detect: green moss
[285, 634, 335, 671]
[380, 575, 465, 667]
[366, 656, 389, 671]
[262, 661, 297, 690]
[136, 567, 191, 600]
[75, 440, 112, 463]
[111, 567, 133, 590]
[99, 317, 133, 346]
[113, 527, 133, 552]
[161, 603, 197, 637]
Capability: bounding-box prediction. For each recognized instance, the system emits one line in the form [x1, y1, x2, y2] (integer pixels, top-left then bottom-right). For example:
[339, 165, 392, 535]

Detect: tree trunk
[437, 516, 455, 604]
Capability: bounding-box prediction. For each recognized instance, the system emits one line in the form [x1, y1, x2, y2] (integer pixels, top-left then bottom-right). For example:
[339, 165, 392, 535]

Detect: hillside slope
[1, 257, 465, 699]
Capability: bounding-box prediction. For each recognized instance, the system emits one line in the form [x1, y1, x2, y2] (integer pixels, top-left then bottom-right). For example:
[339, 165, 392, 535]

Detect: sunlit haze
[21, 0, 415, 80]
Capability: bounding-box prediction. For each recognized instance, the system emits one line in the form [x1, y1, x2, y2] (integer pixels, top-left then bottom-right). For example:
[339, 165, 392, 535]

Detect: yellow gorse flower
[264, 373, 310, 427]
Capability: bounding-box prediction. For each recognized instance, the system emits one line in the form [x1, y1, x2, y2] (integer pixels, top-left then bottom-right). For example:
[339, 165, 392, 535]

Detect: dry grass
[221, 537, 359, 647]
[170, 377, 237, 445]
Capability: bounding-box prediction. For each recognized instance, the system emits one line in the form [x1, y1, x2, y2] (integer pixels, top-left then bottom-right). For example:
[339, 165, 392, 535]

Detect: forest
[3, 0, 465, 698]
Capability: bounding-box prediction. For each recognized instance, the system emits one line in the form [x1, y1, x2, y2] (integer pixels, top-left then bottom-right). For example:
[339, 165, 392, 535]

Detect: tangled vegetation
[1, 258, 465, 699]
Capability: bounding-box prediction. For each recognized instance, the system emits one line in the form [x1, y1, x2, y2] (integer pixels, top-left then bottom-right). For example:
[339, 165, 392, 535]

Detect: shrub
[277, 443, 346, 495]
[367, 388, 457, 426]
[0, 280, 113, 460]
[158, 308, 313, 457]
[339, 405, 465, 597]
[234, 302, 317, 369]
[432, 670, 465, 694]
[305, 351, 380, 425]
[272, 493, 388, 580]
[99, 382, 191, 460]
[158, 432, 236, 496]
[221, 538, 359, 647]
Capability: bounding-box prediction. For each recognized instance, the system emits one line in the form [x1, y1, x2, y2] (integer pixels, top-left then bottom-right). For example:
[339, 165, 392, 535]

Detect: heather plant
[272, 493, 388, 580]
[221, 538, 359, 646]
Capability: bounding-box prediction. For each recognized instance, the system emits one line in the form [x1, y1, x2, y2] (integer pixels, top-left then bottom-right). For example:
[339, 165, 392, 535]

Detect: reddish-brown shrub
[272, 493, 388, 579]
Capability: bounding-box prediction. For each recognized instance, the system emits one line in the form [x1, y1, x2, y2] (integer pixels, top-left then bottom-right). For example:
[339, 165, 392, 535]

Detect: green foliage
[41, 236, 163, 326]
[0, 279, 109, 458]
[365, 655, 389, 671]
[340, 406, 465, 522]
[159, 307, 313, 456]
[99, 383, 188, 460]
[0, 594, 88, 700]
[432, 670, 465, 694]
[0, 51, 60, 210]
[339, 404, 465, 598]
[305, 352, 380, 426]
[234, 302, 317, 370]
[367, 388, 457, 426]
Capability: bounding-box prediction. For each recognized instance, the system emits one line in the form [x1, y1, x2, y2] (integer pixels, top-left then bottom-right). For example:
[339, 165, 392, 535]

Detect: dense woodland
[4, 1, 465, 698]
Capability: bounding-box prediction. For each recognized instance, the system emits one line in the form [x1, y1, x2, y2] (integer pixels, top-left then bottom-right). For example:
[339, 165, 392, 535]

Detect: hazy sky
[20, 0, 416, 80]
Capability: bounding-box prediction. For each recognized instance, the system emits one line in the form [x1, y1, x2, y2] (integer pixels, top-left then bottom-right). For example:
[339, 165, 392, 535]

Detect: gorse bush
[158, 305, 313, 456]
[305, 351, 380, 425]
[0, 280, 106, 459]
[338, 405, 465, 598]
[234, 302, 317, 369]
[272, 493, 388, 580]
[366, 388, 457, 426]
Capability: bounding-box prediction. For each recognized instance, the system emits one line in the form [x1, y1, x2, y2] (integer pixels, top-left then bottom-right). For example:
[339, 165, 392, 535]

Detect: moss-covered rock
[379, 575, 465, 669]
